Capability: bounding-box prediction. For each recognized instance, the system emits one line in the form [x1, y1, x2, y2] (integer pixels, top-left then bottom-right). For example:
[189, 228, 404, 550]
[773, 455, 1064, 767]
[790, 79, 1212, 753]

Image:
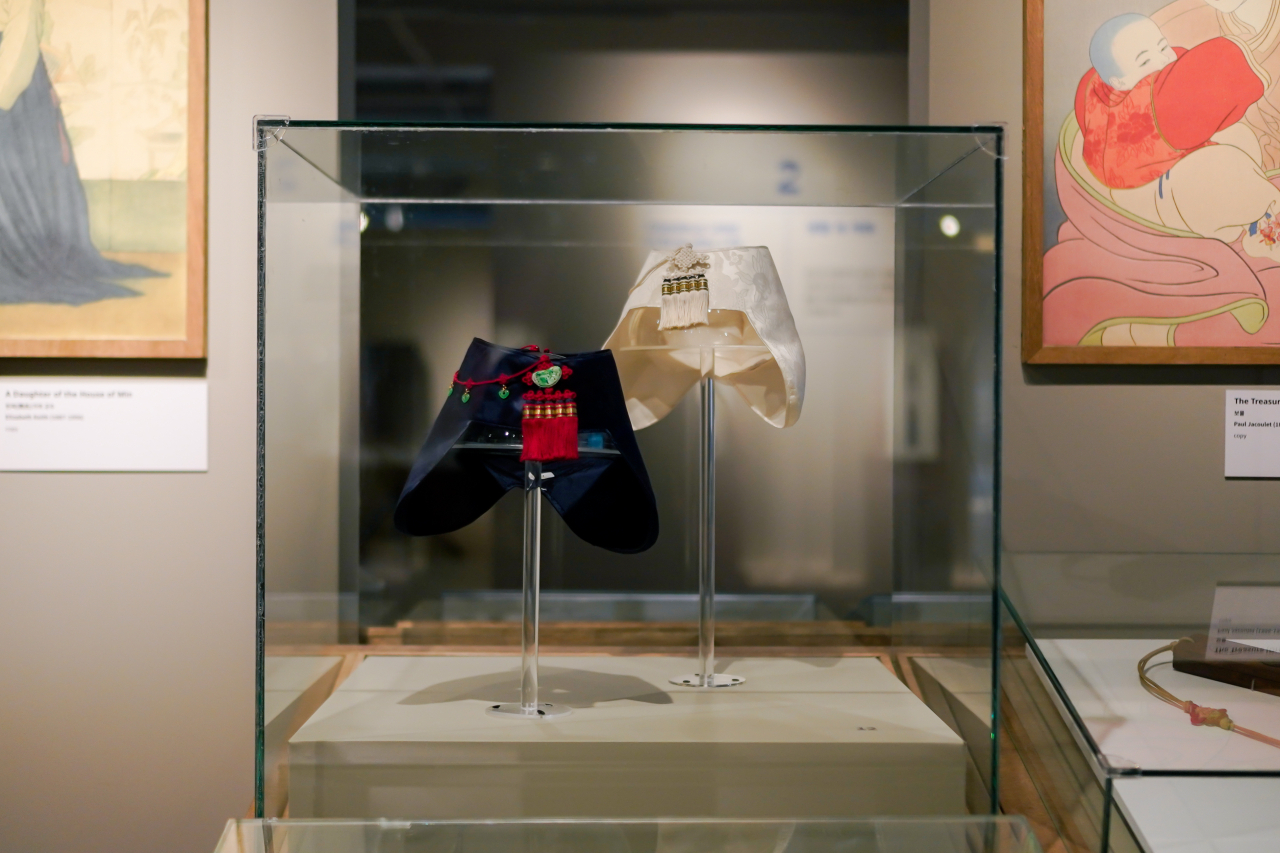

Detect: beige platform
[264, 656, 344, 816]
[1114, 776, 1280, 853]
[288, 654, 967, 819]
[910, 656, 994, 809]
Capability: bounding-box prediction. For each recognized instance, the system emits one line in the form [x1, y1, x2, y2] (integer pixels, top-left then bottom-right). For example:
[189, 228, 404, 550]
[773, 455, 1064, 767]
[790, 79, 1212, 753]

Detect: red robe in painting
[1076, 38, 1265, 189]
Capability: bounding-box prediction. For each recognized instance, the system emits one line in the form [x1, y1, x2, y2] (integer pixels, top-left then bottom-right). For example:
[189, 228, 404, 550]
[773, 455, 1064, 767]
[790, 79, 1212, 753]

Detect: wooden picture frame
[1024, 0, 1280, 364]
[0, 0, 206, 358]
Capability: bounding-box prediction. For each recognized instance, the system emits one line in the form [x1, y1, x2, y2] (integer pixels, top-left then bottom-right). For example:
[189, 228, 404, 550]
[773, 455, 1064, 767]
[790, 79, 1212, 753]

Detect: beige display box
[264, 656, 344, 817]
[288, 655, 967, 819]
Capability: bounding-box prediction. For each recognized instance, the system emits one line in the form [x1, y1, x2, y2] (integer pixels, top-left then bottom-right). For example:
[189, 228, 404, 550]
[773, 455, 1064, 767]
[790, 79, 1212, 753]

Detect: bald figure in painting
[1079, 14, 1280, 259]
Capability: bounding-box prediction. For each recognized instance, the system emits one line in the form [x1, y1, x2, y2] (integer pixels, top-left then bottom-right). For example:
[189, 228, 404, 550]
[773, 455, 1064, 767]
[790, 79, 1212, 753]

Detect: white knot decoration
[665, 243, 709, 274]
[658, 244, 711, 330]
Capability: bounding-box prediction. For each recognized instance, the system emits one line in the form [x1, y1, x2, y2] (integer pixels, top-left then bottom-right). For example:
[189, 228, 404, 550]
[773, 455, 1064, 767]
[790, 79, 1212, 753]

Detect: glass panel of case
[1003, 545, 1280, 780]
[257, 122, 1002, 821]
[1000, 570, 1280, 853]
[216, 818, 1043, 853]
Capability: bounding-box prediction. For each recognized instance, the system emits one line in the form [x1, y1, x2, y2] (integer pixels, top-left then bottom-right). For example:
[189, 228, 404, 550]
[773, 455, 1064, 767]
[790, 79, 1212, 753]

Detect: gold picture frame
[0, 0, 206, 358]
[1024, 0, 1280, 364]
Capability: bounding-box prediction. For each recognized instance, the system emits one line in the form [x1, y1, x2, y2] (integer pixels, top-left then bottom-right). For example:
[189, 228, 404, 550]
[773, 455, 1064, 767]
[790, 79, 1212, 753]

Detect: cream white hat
[603, 245, 806, 430]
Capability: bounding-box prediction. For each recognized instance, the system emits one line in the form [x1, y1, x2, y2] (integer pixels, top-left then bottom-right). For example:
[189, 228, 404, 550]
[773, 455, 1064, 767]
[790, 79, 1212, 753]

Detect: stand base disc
[670, 673, 745, 688]
[486, 703, 572, 719]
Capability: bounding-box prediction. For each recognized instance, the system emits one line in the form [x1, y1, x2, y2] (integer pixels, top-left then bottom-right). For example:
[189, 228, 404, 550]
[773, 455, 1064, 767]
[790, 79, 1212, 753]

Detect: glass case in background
[1000, 546, 1280, 852]
[216, 817, 1043, 853]
[256, 122, 1002, 825]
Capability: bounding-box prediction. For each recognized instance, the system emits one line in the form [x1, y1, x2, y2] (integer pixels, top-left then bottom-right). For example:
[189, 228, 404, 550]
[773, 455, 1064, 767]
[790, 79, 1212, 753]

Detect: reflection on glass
[218, 817, 1042, 853]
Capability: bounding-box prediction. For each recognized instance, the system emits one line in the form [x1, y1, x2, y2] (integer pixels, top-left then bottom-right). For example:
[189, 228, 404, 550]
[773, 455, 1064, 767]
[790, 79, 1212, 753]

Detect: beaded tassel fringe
[658, 274, 710, 330]
[521, 390, 579, 461]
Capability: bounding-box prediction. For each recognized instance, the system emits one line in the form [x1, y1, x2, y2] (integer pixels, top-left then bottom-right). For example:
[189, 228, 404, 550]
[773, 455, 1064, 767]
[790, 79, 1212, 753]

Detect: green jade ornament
[531, 365, 562, 388]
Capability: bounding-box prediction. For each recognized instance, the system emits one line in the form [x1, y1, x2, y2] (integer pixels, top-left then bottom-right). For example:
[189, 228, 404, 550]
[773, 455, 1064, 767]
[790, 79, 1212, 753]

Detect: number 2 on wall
[778, 160, 800, 195]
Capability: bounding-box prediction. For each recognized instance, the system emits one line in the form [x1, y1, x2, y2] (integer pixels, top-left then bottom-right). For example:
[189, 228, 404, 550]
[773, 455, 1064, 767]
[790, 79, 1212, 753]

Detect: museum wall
[0, 1, 337, 851]
[920, 0, 1280, 630]
[492, 52, 908, 125]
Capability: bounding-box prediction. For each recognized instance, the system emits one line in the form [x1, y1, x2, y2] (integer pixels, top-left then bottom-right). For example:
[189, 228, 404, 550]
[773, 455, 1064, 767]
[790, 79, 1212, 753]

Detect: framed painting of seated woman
[1025, 0, 1280, 363]
[0, 0, 205, 357]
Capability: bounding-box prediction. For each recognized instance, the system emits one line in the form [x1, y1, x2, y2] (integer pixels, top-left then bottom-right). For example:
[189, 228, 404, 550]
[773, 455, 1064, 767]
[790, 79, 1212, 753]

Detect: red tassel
[520, 390, 579, 461]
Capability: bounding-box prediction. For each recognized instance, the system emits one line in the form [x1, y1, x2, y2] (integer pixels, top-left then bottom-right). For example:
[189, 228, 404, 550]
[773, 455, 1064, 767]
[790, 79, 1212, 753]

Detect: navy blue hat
[393, 339, 659, 554]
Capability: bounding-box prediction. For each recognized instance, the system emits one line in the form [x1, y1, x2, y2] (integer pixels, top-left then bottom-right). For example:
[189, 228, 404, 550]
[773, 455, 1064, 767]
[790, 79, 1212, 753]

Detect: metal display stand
[488, 460, 573, 718]
[464, 348, 749, 705]
[474, 433, 622, 719]
[671, 376, 744, 688]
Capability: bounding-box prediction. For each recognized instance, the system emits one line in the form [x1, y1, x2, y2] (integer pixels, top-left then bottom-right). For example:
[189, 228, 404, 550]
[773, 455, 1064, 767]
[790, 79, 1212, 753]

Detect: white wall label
[1225, 389, 1280, 478]
[1207, 583, 1280, 660]
[0, 378, 207, 472]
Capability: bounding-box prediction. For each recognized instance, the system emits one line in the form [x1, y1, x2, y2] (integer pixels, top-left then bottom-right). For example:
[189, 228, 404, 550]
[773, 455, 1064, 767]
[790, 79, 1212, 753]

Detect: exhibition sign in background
[0, 378, 208, 472]
[1225, 389, 1280, 478]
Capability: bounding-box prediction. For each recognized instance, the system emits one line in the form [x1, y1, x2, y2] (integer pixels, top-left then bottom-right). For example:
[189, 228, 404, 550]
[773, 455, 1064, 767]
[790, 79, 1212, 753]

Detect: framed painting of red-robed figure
[1025, 0, 1280, 363]
[0, 0, 205, 357]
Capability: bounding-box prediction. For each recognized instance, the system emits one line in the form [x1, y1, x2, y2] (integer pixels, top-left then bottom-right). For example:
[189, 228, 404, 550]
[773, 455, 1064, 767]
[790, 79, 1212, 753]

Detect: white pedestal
[264, 656, 343, 816]
[1036, 639, 1280, 773]
[910, 656, 994, 808]
[288, 655, 966, 819]
[911, 657, 991, 754]
[265, 656, 345, 731]
[1114, 777, 1280, 853]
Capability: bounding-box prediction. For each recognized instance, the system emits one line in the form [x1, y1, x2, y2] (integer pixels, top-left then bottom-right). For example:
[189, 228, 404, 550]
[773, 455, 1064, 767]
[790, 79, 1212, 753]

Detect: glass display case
[255, 121, 1002, 824]
[216, 817, 1043, 853]
[1000, 546, 1280, 852]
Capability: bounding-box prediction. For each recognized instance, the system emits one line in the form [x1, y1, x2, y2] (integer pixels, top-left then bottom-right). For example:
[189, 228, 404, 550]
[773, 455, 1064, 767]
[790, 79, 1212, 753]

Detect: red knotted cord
[451, 346, 570, 390]
[1138, 640, 1280, 751]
